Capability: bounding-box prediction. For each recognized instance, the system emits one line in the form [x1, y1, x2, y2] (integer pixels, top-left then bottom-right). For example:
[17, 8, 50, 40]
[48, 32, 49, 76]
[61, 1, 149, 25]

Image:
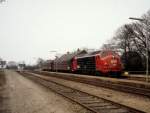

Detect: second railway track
[20, 72, 145, 113]
[31, 71, 150, 98]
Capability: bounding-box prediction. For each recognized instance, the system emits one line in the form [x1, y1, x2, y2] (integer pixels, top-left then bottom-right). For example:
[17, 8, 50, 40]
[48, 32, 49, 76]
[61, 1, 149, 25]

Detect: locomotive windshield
[100, 51, 117, 57]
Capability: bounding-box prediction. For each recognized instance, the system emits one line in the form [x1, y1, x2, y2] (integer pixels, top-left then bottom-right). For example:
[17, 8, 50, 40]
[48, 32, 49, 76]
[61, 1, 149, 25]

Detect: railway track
[31, 71, 150, 98]
[20, 72, 145, 113]
[126, 76, 149, 82]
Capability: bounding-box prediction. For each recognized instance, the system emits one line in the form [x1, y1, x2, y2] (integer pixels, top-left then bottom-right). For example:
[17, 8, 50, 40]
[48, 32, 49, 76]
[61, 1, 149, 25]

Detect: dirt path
[0, 70, 10, 113]
[2, 70, 89, 113]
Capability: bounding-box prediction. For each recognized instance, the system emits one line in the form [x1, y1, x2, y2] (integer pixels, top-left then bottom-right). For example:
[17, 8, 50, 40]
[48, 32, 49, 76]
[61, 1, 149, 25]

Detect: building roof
[54, 50, 87, 63]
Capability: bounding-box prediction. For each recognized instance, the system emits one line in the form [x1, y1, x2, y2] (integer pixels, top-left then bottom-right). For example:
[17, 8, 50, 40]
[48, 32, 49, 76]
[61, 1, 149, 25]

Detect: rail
[31, 71, 150, 98]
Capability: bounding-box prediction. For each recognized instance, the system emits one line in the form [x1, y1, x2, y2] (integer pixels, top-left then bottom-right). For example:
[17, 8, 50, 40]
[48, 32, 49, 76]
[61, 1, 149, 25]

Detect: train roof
[75, 50, 119, 59]
[54, 50, 118, 62]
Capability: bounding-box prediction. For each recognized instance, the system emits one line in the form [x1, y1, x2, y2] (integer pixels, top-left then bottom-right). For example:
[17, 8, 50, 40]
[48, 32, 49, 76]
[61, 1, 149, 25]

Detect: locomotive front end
[109, 54, 122, 76]
[97, 51, 122, 76]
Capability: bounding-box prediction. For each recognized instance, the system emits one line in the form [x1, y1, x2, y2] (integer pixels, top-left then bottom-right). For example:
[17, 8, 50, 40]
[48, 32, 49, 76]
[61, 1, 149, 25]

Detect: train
[42, 49, 123, 76]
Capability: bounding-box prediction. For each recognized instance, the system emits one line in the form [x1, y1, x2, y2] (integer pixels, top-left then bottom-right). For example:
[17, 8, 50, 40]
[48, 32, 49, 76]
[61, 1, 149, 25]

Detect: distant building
[0, 60, 6, 69]
[7, 61, 18, 69]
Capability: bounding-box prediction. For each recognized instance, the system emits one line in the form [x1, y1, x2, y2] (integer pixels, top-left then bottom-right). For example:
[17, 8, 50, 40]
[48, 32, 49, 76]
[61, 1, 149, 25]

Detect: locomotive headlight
[67, 66, 70, 69]
[111, 59, 117, 64]
[77, 65, 80, 69]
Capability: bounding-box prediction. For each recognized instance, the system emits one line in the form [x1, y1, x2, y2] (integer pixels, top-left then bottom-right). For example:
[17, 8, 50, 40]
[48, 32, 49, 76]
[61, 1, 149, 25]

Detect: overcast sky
[0, 0, 150, 64]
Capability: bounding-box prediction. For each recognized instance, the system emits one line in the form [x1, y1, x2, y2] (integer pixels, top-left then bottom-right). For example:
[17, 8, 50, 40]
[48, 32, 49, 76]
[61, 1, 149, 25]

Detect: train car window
[101, 51, 117, 57]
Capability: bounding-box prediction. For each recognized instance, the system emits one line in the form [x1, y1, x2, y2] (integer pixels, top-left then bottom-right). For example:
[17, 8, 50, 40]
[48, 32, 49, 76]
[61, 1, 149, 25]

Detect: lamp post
[129, 17, 149, 82]
[50, 51, 58, 72]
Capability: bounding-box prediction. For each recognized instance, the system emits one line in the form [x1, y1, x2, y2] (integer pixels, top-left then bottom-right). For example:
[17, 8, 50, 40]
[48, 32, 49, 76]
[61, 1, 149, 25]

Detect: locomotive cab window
[100, 52, 108, 57]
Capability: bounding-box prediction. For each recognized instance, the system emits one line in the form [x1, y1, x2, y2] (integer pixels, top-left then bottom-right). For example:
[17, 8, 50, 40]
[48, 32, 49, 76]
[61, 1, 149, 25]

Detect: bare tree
[36, 58, 45, 69]
[102, 9, 150, 70]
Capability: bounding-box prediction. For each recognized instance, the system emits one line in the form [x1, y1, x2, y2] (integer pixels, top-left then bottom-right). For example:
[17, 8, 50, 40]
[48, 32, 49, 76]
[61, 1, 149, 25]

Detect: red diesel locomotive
[72, 50, 122, 75]
[49, 50, 122, 76]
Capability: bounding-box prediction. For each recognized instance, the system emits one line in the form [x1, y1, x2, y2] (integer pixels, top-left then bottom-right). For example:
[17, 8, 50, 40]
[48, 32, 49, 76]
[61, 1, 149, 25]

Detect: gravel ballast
[29, 72, 150, 113]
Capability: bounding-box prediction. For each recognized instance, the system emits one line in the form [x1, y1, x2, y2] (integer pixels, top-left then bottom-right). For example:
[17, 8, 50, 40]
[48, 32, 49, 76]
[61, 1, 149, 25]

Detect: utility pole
[50, 51, 58, 72]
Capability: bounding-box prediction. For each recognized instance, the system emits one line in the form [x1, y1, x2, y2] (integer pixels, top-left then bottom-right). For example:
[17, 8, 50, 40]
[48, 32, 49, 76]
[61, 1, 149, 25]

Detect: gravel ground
[30, 72, 150, 113]
[2, 70, 90, 113]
